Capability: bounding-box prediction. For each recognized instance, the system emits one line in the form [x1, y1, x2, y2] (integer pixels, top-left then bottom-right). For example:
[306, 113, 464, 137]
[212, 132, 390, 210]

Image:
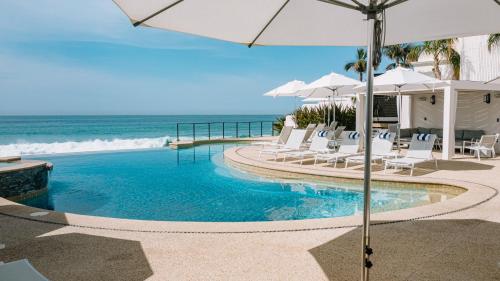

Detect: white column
[356, 93, 365, 134]
[442, 86, 458, 160]
[400, 95, 412, 128]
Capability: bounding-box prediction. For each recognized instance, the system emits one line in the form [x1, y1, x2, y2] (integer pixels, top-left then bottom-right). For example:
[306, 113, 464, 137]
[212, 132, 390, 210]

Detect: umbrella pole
[397, 89, 401, 151]
[327, 96, 330, 126]
[361, 16, 376, 281]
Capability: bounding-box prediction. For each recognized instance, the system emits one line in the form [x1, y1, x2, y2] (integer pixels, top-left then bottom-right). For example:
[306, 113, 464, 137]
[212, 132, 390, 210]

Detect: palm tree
[383, 43, 420, 70]
[344, 48, 367, 81]
[421, 39, 460, 80]
[487, 34, 500, 51]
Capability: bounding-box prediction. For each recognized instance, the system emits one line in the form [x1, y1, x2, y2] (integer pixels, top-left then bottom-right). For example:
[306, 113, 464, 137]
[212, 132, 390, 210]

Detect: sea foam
[0, 136, 171, 157]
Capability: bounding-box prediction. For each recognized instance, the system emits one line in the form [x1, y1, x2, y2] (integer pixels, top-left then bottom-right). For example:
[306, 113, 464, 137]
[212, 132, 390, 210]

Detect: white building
[358, 35, 500, 159]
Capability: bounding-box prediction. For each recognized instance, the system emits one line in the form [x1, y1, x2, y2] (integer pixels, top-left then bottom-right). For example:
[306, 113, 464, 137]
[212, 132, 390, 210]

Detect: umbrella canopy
[486, 76, 500, 84]
[113, 1, 500, 279]
[356, 67, 444, 93]
[297, 72, 361, 98]
[263, 80, 305, 97]
[113, 0, 500, 47]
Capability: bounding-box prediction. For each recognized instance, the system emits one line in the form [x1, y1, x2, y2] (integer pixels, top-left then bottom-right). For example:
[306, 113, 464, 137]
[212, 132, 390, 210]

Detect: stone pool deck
[0, 143, 500, 280]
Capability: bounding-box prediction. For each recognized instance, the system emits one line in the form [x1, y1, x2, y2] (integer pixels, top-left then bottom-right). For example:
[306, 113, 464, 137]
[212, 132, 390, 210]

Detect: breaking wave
[0, 136, 171, 157]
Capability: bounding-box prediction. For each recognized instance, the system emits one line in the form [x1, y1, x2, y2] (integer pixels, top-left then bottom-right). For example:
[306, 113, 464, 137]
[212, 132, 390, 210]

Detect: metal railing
[175, 121, 276, 141]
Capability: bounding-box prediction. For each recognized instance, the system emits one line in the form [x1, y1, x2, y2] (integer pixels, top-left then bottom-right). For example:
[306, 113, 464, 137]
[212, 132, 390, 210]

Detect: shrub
[274, 104, 356, 132]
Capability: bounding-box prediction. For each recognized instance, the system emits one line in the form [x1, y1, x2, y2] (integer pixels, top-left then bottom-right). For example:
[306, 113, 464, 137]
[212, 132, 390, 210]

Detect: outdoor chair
[464, 133, 499, 160]
[328, 125, 346, 149]
[345, 132, 397, 167]
[0, 259, 49, 281]
[303, 124, 317, 143]
[315, 131, 362, 167]
[384, 133, 438, 176]
[259, 129, 307, 160]
[283, 130, 332, 165]
[253, 126, 293, 147]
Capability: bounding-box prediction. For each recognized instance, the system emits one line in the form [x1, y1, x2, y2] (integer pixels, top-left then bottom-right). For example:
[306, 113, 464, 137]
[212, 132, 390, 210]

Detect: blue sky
[0, 0, 390, 115]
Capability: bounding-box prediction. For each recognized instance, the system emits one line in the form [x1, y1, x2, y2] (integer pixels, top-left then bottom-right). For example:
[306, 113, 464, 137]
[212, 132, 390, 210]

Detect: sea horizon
[0, 114, 280, 157]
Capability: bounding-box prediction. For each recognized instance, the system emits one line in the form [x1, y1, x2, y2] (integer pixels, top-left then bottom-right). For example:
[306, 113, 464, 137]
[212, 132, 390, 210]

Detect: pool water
[21, 145, 456, 222]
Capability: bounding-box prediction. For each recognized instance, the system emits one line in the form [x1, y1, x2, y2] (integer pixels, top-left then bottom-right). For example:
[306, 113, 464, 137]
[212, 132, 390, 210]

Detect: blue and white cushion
[317, 130, 329, 137]
[417, 133, 431, 141]
[348, 132, 360, 139]
[378, 132, 391, 140]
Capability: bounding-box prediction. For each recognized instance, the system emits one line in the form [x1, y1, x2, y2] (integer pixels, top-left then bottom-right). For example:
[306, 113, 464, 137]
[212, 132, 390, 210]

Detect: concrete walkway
[0, 144, 499, 280]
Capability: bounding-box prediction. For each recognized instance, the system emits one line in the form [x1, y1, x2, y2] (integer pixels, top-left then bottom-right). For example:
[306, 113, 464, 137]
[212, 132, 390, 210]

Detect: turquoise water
[0, 115, 277, 156]
[21, 144, 445, 222]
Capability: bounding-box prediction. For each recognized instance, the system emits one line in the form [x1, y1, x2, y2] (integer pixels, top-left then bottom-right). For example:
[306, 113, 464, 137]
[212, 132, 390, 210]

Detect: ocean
[0, 115, 278, 156]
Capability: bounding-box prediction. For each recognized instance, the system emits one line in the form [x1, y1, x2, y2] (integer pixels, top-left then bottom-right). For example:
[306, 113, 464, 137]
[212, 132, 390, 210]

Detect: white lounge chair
[303, 124, 317, 143]
[307, 123, 326, 142]
[253, 126, 293, 147]
[0, 259, 49, 281]
[329, 121, 338, 130]
[283, 130, 332, 164]
[315, 131, 362, 167]
[384, 133, 437, 176]
[464, 133, 499, 160]
[328, 125, 346, 148]
[259, 129, 307, 160]
[345, 132, 397, 167]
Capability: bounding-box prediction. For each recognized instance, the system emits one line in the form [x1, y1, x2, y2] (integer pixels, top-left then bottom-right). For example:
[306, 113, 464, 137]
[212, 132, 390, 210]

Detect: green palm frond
[488, 34, 500, 51]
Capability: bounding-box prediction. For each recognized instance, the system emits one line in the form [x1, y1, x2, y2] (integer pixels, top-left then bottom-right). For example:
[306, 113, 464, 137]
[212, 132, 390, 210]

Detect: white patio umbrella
[297, 72, 361, 125]
[263, 80, 305, 97]
[356, 67, 444, 150]
[263, 80, 306, 119]
[113, 1, 500, 279]
[486, 76, 500, 84]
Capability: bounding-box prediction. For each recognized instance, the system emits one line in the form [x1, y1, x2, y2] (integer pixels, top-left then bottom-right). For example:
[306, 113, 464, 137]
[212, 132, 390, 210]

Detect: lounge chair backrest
[479, 134, 499, 148]
[372, 132, 396, 155]
[333, 126, 346, 139]
[278, 126, 293, 144]
[329, 121, 338, 130]
[303, 124, 317, 142]
[338, 131, 362, 154]
[309, 131, 331, 151]
[284, 129, 307, 150]
[388, 124, 399, 133]
[406, 134, 437, 159]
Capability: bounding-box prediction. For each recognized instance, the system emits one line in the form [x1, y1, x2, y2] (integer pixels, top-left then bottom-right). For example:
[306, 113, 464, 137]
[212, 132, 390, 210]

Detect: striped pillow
[317, 130, 329, 137]
[417, 133, 431, 141]
[348, 132, 360, 139]
[378, 132, 391, 140]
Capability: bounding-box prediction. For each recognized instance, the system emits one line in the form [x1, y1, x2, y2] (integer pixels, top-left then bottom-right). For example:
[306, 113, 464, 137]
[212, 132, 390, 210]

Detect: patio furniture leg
[345, 160, 348, 168]
[410, 164, 414, 176]
[334, 160, 337, 168]
[435, 158, 438, 170]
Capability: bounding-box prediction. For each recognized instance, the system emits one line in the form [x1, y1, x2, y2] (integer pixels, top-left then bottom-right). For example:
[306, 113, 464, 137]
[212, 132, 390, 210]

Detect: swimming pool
[21, 144, 460, 222]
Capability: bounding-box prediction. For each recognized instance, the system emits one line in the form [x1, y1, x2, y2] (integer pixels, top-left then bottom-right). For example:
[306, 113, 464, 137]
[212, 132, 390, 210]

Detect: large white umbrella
[113, 1, 500, 279]
[298, 72, 361, 125]
[486, 76, 500, 84]
[264, 80, 306, 119]
[263, 80, 306, 97]
[356, 67, 444, 150]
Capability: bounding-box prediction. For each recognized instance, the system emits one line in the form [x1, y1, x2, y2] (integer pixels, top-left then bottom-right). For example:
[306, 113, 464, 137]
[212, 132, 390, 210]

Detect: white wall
[458, 35, 500, 82]
[411, 93, 444, 128]
[412, 91, 500, 132]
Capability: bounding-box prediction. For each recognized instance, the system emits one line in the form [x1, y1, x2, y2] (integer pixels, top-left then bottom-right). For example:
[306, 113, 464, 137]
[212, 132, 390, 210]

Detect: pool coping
[0, 144, 497, 234]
